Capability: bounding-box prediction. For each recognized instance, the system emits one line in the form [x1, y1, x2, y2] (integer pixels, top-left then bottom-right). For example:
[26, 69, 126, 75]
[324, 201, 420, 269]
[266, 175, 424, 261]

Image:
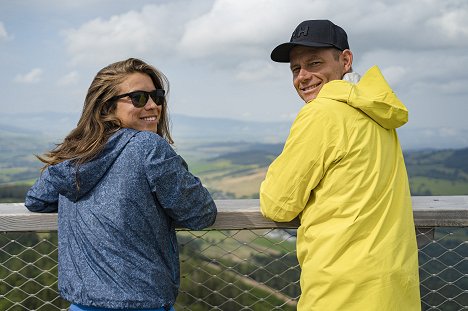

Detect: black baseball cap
[271, 20, 349, 63]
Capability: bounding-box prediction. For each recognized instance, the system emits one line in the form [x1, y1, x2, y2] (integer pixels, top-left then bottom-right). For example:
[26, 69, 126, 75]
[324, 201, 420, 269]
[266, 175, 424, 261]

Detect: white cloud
[438, 127, 460, 137]
[63, 10, 157, 65]
[177, 0, 325, 59]
[329, 0, 468, 52]
[357, 46, 468, 98]
[60, 0, 468, 74]
[382, 66, 407, 88]
[235, 61, 278, 82]
[177, 0, 468, 60]
[416, 79, 468, 96]
[62, 2, 207, 67]
[0, 22, 10, 41]
[428, 6, 468, 39]
[14, 68, 43, 84]
[439, 80, 468, 95]
[57, 71, 80, 86]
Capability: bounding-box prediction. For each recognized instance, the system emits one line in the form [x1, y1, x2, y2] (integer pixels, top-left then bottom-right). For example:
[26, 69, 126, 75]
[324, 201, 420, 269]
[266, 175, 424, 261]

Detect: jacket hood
[48, 128, 139, 202]
[319, 66, 408, 129]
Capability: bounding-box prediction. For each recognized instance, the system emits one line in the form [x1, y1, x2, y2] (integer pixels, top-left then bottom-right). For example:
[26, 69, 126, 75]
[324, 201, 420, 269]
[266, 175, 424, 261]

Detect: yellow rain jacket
[260, 66, 420, 310]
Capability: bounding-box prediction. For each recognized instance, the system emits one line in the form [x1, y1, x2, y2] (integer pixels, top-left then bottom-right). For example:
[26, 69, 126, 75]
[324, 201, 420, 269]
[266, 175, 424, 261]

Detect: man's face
[290, 46, 352, 103]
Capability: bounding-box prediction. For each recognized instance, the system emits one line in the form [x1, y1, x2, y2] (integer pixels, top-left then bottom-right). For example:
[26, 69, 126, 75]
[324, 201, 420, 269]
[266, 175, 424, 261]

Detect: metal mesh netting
[0, 228, 466, 311]
[175, 229, 299, 311]
[417, 228, 468, 310]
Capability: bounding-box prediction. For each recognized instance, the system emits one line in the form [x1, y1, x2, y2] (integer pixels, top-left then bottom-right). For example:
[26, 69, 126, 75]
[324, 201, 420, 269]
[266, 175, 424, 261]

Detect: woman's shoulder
[132, 130, 163, 142]
[126, 130, 171, 152]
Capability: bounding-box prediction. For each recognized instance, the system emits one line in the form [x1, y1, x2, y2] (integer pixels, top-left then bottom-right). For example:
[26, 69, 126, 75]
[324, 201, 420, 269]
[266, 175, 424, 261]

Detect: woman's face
[114, 72, 162, 132]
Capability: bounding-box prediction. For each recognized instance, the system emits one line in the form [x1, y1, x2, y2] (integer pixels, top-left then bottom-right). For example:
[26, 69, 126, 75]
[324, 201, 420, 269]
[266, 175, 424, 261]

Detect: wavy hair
[38, 58, 173, 168]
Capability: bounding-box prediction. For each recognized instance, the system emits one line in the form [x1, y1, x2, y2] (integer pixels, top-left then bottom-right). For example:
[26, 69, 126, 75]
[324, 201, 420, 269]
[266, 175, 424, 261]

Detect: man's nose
[297, 68, 310, 81]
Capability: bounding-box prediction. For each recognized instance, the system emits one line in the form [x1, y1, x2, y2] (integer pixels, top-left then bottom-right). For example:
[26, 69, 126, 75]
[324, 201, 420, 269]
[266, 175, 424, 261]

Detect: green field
[1, 133, 468, 202]
[186, 144, 468, 198]
[410, 177, 468, 195]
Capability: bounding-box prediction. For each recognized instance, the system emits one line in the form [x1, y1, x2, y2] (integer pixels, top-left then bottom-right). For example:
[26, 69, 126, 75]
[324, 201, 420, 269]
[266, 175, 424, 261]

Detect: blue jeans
[69, 304, 175, 311]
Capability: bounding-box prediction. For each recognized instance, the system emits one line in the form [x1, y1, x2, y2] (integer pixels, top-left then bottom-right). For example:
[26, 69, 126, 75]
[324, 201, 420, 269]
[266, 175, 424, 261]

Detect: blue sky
[1, 0, 468, 143]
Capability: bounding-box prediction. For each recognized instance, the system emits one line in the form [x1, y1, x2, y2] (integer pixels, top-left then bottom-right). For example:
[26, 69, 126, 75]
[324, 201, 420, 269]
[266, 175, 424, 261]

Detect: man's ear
[341, 49, 353, 73]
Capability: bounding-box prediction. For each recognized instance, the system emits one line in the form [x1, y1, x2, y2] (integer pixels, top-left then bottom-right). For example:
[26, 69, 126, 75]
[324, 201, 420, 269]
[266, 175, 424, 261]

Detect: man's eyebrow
[290, 62, 300, 70]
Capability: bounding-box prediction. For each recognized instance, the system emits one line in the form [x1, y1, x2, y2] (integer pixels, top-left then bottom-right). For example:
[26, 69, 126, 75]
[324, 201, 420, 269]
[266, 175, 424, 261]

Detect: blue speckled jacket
[25, 128, 217, 309]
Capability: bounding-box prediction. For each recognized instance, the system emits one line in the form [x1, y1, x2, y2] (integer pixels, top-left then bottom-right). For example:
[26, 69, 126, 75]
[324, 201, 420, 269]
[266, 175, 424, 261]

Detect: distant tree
[0, 184, 30, 202]
[445, 147, 468, 173]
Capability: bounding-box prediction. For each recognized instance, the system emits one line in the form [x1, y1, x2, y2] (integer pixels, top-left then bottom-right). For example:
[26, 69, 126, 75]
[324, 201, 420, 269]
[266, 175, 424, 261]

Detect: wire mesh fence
[417, 227, 468, 311]
[0, 227, 466, 311]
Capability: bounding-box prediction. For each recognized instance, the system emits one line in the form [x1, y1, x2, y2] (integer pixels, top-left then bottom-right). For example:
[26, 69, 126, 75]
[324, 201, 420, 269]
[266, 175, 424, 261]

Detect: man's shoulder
[292, 97, 358, 134]
[300, 96, 353, 118]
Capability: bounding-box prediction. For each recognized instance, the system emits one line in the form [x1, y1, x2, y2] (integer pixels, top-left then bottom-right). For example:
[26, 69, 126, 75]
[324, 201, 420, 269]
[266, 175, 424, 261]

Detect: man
[260, 20, 421, 310]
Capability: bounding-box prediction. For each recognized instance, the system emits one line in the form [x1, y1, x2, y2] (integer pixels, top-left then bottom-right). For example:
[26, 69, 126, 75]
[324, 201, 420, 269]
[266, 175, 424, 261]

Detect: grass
[0, 167, 30, 174]
[251, 233, 296, 253]
[177, 230, 293, 259]
[189, 160, 234, 175]
[210, 168, 266, 197]
[410, 177, 468, 195]
[2, 140, 468, 199]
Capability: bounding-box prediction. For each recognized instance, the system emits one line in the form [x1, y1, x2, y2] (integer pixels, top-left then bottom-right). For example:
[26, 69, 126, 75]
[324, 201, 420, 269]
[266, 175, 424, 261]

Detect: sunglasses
[110, 89, 165, 107]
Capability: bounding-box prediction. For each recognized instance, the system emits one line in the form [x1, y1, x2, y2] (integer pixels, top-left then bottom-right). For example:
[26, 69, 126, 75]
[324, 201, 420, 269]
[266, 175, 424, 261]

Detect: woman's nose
[144, 97, 158, 110]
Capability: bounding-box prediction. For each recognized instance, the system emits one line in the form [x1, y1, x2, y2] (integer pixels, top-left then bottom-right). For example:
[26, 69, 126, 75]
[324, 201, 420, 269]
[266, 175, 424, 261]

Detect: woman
[25, 58, 217, 311]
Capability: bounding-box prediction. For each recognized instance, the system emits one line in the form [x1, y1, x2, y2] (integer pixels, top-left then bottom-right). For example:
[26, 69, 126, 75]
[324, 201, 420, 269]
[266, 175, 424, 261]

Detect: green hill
[1, 128, 468, 201]
[404, 148, 468, 195]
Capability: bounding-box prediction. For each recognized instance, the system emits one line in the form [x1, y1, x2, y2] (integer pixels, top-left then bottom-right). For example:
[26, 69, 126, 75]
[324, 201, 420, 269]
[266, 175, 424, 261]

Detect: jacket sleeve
[144, 138, 217, 230]
[260, 104, 344, 222]
[25, 167, 59, 213]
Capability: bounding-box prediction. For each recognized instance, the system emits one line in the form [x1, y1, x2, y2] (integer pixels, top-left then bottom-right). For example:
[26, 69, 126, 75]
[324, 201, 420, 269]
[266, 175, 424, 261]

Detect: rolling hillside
[187, 143, 468, 198]
[1, 126, 468, 201]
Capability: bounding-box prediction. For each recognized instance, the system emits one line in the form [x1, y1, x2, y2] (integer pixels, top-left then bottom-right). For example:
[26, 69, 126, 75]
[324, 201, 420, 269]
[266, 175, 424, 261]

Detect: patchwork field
[1, 132, 468, 202]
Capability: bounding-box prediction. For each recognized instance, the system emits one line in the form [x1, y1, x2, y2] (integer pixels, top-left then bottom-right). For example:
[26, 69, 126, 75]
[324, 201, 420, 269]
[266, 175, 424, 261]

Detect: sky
[1, 0, 468, 138]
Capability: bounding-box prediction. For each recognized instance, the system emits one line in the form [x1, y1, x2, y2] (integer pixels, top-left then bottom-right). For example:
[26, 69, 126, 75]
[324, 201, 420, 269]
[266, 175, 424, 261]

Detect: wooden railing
[1, 196, 467, 311]
[1, 196, 467, 231]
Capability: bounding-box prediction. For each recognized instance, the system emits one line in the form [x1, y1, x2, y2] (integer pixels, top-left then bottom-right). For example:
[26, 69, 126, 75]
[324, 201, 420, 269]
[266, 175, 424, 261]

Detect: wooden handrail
[1, 196, 467, 232]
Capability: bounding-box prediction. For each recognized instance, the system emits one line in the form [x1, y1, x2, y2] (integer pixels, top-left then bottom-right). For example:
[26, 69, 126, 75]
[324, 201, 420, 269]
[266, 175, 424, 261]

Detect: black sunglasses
[110, 89, 165, 107]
